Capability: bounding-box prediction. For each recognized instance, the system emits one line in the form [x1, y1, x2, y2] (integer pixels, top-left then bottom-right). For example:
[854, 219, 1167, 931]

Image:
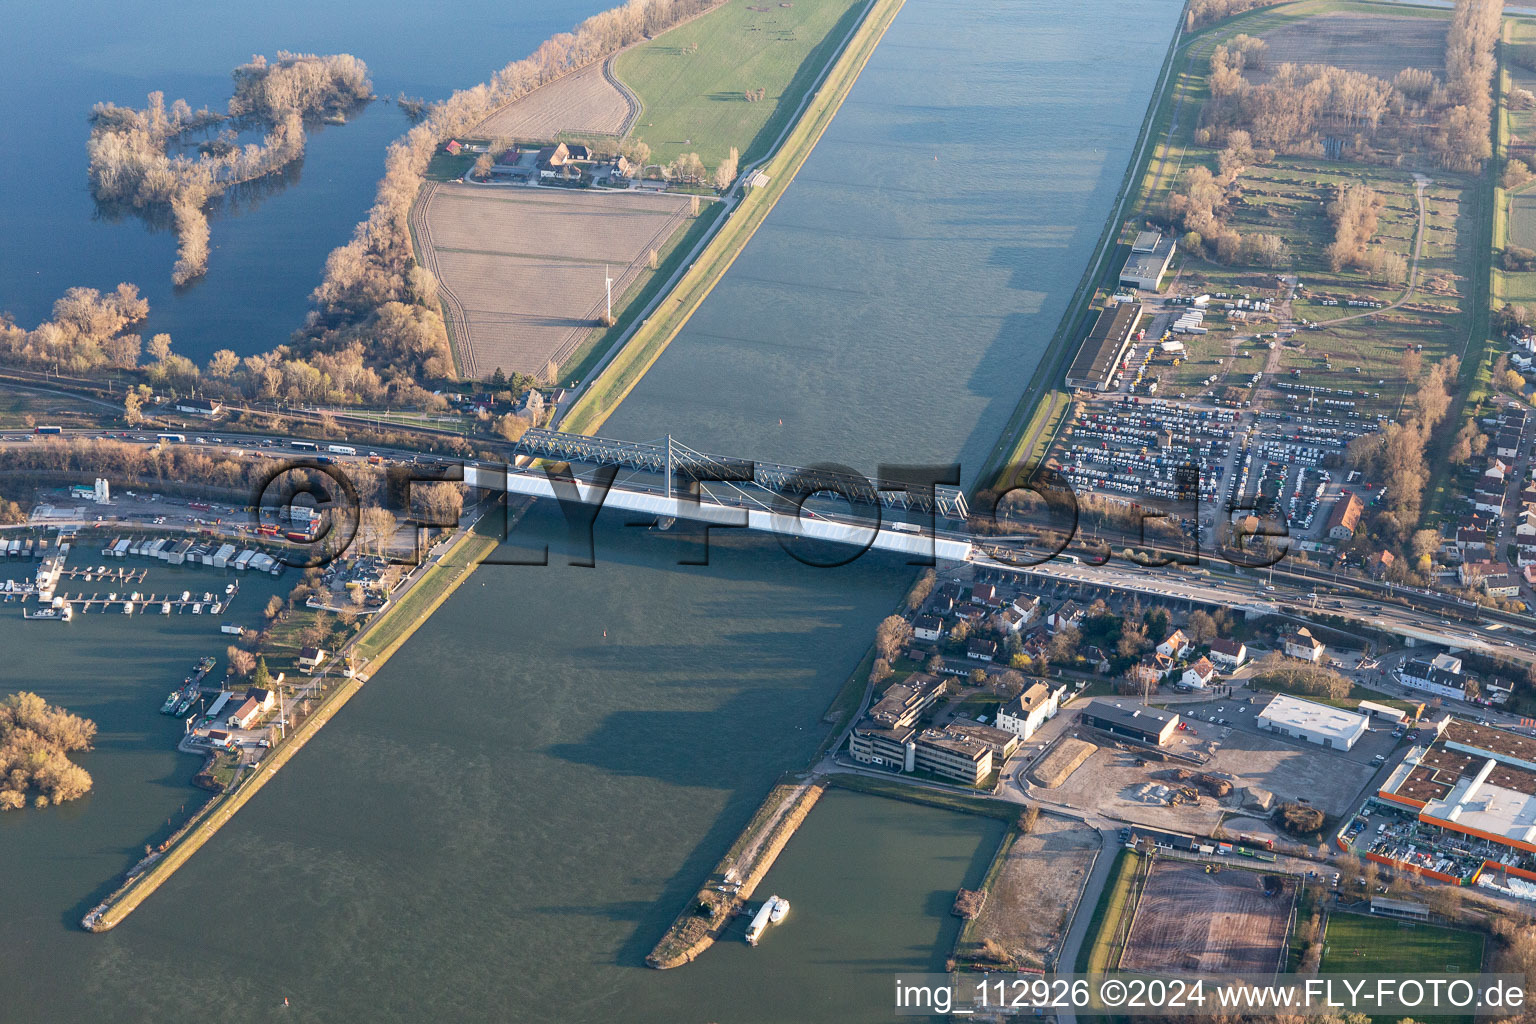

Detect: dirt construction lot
[1045, 708, 1375, 833]
[475, 62, 634, 139]
[1246, 12, 1446, 86]
[1121, 861, 1292, 974]
[416, 185, 693, 377]
[961, 817, 1101, 971]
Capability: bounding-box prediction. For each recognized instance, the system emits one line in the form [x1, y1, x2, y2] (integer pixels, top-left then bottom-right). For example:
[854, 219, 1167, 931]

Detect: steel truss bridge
[513, 428, 970, 520]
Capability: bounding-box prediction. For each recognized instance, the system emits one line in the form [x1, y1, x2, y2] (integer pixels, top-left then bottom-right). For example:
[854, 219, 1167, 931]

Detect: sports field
[614, 0, 868, 167]
[1320, 913, 1485, 973]
[1120, 862, 1293, 974]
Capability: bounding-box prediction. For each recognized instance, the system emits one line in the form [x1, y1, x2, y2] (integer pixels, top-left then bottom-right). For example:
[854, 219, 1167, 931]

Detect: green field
[615, 0, 868, 167]
[1510, 192, 1536, 252]
[1320, 913, 1485, 974]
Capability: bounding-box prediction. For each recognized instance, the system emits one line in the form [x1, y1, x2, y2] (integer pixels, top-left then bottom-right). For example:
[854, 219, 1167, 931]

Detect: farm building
[1256, 693, 1368, 751]
[1081, 700, 1180, 746]
[1119, 232, 1176, 291]
[1064, 302, 1141, 391]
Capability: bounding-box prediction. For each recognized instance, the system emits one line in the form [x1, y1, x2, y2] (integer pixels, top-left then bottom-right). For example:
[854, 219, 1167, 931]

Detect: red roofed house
[1327, 492, 1365, 541]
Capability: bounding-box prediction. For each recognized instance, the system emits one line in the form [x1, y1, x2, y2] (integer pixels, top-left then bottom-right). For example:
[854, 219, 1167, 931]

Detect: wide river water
[1, 0, 1180, 1020]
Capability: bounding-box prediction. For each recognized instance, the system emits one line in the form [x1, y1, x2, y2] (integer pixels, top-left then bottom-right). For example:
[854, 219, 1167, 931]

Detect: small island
[0, 691, 96, 811]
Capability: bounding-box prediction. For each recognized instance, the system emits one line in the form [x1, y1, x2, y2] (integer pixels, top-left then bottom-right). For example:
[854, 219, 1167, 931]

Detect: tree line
[303, 0, 726, 383]
[0, 692, 95, 811]
[1199, 0, 1499, 173]
[87, 53, 372, 285]
[1347, 354, 1460, 542]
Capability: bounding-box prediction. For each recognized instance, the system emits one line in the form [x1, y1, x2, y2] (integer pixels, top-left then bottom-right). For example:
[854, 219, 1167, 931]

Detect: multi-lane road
[9, 426, 1536, 672]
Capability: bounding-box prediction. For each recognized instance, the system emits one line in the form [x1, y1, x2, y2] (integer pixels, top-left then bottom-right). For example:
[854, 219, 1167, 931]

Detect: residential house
[1046, 602, 1083, 634]
[298, 646, 328, 673]
[994, 682, 1061, 741]
[930, 585, 960, 614]
[1326, 493, 1364, 541]
[1459, 559, 1506, 587]
[999, 607, 1028, 634]
[247, 687, 275, 712]
[443, 140, 462, 156]
[966, 637, 998, 662]
[1208, 637, 1248, 670]
[970, 583, 999, 607]
[1179, 657, 1218, 690]
[913, 615, 944, 643]
[536, 143, 572, 179]
[1010, 595, 1040, 624]
[1483, 572, 1521, 597]
[1517, 509, 1536, 539]
[1455, 526, 1490, 558]
[1081, 646, 1111, 674]
[1398, 656, 1467, 700]
[1156, 629, 1190, 660]
[1280, 627, 1325, 663]
[1366, 550, 1395, 579]
[1485, 459, 1511, 484]
[1474, 486, 1505, 515]
[517, 390, 546, 422]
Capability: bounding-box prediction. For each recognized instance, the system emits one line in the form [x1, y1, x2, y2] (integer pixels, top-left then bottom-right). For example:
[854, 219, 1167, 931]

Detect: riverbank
[646, 776, 825, 968]
[80, 512, 503, 932]
[559, 0, 906, 434]
[971, 12, 1186, 494]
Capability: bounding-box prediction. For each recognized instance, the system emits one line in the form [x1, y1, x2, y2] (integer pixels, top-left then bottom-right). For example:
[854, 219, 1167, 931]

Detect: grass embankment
[617, 0, 868, 167]
[561, 0, 905, 435]
[1076, 848, 1141, 975]
[647, 777, 824, 967]
[355, 516, 502, 662]
[85, 517, 502, 932]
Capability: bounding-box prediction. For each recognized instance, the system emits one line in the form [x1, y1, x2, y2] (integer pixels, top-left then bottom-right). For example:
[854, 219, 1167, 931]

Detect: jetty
[646, 777, 823, 968]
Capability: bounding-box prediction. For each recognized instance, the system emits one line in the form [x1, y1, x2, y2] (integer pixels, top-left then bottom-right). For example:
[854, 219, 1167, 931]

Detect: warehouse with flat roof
[1081, 699, 1180, 746]
[1119, 233, 1177, 291]
[1064, 303, 1141, 391]
[1256, 693, 1369, 751]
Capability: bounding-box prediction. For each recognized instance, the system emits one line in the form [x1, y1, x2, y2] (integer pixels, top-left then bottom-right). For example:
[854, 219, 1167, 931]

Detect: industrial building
[1064, 302, 1142, 391]
[1119, 231, 1177, 291]
[1256, 693, 1368, 751]
[1080, 700, 1180, 746]
[848, 674, 998, 785]
[1378, 720, 1536, 857]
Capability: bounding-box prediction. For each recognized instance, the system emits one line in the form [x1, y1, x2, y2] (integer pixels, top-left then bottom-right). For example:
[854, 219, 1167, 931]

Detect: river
[0, 0, 1180, 1020]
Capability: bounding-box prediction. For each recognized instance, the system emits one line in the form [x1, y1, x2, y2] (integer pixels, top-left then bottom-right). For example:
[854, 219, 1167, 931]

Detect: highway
[9, 426, 1536, 672]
